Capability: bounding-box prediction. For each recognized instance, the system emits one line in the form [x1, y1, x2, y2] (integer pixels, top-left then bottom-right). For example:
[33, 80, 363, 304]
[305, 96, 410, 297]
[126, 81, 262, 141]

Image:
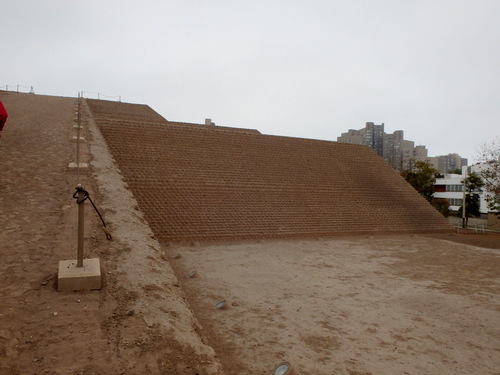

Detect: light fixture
[273, 362, 295, 375]
[215, 300, 227, 310]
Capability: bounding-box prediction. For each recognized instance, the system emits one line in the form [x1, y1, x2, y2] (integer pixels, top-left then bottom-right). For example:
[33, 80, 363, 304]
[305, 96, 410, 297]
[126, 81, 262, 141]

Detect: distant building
[363, 122, 385, 157]
[428, 153, 468, 174]
[337, 122, 428, 172]
[338, 122, 385, 157]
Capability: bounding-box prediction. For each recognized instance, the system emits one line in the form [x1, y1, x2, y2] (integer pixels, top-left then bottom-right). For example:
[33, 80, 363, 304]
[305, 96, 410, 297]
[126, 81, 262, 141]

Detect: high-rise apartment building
[337, 122, 428, 172]
[337, 122, 385, 156]
[428, 154, 468, 174]
[363, 122, 385, 157]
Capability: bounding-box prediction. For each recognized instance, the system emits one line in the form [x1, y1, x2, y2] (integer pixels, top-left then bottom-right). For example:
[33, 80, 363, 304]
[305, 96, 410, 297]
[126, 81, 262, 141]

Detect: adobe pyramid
[86, 99, 452, 242]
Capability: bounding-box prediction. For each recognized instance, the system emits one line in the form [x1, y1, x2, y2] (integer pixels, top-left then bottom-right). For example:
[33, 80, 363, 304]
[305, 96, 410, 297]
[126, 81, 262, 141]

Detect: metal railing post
[76, 94, 84, 267]
[77, 185, 85, 267]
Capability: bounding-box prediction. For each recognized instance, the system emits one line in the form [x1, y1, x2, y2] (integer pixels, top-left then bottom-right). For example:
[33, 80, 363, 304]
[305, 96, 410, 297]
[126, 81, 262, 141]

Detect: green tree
[431, 198, 451, 217]
[477, 138, 500, 215]
[402, 160, 439, 202]
[461, 172, 484, 218]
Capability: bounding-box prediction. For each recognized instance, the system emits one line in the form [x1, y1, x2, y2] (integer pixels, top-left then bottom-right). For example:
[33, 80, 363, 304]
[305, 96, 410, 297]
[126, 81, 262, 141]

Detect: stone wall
[87, 99, 452, 242]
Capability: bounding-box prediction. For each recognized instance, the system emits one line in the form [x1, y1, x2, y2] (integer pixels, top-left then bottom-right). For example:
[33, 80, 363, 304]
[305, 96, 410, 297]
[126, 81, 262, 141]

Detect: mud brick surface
[86, 99, 452, 242]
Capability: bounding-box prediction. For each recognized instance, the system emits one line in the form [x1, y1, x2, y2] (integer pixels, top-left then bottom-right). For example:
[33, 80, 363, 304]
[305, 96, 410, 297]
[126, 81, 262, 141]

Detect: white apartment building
[433, 164, 489, 214]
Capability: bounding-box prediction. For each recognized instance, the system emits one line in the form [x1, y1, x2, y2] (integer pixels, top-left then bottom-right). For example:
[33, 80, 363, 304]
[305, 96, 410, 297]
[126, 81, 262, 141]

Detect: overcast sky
[3, 0, 499, 162]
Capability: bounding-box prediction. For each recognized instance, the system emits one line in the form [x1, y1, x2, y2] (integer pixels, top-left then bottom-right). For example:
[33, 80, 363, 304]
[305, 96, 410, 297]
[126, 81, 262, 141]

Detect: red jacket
[0, 100, 8, 131]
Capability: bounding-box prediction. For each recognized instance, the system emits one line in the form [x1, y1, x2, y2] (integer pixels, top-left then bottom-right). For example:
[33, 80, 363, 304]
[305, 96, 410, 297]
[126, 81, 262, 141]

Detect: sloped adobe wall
[87, 99, 452, 242]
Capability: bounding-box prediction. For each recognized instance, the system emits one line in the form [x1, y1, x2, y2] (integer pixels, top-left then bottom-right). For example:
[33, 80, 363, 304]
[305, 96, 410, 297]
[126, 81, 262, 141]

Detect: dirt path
[0, 92, 222, 375]
[0, 93, 110, 374]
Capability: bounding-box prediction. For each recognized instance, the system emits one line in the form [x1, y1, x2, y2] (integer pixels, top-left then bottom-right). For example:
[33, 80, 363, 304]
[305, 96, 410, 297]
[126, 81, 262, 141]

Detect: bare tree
[477, 137, 500, 215]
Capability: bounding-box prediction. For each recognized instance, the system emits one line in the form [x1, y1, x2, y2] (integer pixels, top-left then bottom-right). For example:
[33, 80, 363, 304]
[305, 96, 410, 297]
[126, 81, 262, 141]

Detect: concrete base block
[58, 258, 101, 292]
[68, 162, 88, 169]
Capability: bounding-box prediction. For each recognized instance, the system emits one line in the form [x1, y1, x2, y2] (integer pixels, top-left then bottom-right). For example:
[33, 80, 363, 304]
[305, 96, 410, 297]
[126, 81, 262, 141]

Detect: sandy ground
[1, 92, 499, 375]
[167, 235, 500, 375]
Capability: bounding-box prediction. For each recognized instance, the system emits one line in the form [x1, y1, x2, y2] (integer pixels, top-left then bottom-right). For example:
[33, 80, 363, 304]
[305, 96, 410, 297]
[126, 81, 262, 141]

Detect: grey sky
[3, 0, 499, 163]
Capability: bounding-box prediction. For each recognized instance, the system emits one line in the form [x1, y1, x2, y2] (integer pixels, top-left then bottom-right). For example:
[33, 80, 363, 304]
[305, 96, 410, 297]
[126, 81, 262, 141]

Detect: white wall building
[433, 164, 490, 214]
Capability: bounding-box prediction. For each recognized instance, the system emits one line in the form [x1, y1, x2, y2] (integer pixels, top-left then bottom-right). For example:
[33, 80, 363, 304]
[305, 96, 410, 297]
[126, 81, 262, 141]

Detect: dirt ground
[1, 91, 499, 375]
[168, 234, 499, 375]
